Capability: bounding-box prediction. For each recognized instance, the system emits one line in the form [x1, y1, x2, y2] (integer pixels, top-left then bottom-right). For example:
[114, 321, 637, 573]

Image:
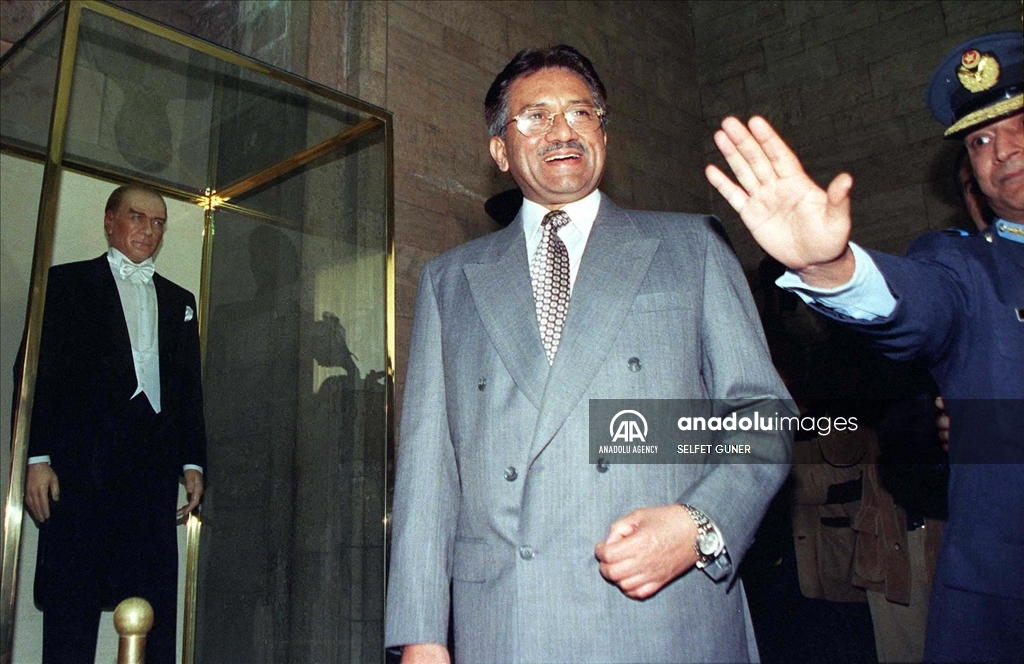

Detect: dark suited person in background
[385, 45, 792, 663]
[23, 183, 207, 663]
[707, 31, 1023, 662]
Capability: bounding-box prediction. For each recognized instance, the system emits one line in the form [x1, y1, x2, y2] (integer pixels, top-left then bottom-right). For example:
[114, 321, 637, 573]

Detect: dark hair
[105, 183, 165, 215]
[484, 45, 608, 138]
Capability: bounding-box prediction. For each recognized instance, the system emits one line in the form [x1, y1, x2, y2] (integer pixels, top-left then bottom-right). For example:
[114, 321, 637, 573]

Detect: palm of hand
[707, 116, 854, 277]
[740, 171, 850, 272]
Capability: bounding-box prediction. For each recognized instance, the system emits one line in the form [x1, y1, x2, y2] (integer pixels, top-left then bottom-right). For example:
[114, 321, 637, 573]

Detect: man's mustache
[539, 140, 587, 156]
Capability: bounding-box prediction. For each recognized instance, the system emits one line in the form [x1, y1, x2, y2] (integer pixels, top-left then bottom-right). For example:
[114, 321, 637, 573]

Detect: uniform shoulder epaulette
[994, 219, 1024, 244]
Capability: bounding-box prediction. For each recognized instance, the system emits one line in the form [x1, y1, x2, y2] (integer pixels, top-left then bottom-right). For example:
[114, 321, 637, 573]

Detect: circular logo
[609, 409, 648, 439]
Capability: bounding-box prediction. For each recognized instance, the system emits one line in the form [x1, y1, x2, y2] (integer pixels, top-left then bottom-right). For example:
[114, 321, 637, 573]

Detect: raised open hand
[706, 116, 857, 287]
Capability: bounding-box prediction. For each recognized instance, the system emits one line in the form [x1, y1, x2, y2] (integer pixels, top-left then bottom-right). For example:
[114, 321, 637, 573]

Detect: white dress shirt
[522, 188, 602, 291]
[108, 247, 163, 412]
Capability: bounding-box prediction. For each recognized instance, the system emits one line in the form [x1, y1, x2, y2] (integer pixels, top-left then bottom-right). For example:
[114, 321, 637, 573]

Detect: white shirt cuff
[775, 243, 897, 320]
[27, 459, 200, 475]
[29, 457, 203, 476]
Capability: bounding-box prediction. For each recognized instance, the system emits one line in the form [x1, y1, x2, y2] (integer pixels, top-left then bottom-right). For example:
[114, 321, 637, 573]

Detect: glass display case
[0, 1, 393, 661]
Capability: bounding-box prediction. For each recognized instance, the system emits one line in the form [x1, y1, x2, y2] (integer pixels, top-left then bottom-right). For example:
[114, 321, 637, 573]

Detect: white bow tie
[117, 260, 155, 284]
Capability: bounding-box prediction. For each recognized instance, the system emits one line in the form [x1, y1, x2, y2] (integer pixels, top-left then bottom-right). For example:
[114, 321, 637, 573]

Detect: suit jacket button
[503, 466, 518, 482]
[627, 357, 642, 372]
[596, 458, 610, 473]
[519, 546, 534, 560]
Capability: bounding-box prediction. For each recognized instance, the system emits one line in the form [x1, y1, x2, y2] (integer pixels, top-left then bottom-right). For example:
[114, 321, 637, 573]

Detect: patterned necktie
[531, 209, 572, 365]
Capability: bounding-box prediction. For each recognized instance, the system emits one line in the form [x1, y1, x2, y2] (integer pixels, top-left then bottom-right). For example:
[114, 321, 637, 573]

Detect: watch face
[698, 529, 721, 556]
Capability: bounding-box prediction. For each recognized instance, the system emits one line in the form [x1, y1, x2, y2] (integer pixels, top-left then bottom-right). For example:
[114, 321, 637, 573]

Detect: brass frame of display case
[0, 2, 395, 662]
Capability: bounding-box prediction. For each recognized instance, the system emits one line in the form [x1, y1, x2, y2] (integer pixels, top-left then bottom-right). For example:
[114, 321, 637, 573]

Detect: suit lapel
[464, 217, 549, 410]
[529, 197, 660, 462]
[91, 255, 136, 396]
[154, 275, 175, 394]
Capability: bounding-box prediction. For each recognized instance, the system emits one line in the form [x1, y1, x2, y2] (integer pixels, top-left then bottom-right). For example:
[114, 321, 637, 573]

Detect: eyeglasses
[506, 105, 606, 137]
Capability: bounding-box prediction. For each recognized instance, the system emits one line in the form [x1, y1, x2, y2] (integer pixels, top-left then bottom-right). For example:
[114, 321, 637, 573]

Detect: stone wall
[691, 0, 1021, 271]
[0, 0, 53, 50]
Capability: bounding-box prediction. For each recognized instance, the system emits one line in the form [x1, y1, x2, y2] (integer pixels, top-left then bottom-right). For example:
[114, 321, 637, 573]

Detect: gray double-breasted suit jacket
[385, 195, 793, 663]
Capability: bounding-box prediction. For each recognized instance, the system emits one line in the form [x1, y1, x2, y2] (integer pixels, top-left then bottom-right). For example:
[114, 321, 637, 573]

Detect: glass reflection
[196, 129, 386, 661]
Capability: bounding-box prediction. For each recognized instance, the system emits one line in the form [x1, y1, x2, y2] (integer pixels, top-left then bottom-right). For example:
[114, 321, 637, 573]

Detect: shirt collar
[522, 189, 602, 244]
[107, 247, 157, 285]
[107, 247, 155, 269]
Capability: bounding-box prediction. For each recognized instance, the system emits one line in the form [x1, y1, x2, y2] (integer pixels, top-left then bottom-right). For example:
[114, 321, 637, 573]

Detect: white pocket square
[184, 306, 194, 322]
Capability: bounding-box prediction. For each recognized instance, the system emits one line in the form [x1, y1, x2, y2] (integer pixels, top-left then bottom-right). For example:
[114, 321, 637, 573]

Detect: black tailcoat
[27, 254, 206, 659]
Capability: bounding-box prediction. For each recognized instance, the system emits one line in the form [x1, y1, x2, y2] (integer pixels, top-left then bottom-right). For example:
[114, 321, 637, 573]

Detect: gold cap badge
[957, 49, 1000, 93]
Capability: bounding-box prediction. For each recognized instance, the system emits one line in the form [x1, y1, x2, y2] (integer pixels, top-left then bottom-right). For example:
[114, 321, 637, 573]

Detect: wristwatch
[683, 504, 726, 569]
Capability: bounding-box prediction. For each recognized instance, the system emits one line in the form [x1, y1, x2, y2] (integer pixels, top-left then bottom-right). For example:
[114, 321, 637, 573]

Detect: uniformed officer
[706, 31, 1023, 662]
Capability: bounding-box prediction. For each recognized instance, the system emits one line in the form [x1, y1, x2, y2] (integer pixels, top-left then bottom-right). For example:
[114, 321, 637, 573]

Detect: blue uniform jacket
[808, 229, 1024, 661]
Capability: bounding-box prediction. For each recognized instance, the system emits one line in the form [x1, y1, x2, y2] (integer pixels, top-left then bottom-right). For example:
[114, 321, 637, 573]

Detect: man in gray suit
[385, 45, 793, 663]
